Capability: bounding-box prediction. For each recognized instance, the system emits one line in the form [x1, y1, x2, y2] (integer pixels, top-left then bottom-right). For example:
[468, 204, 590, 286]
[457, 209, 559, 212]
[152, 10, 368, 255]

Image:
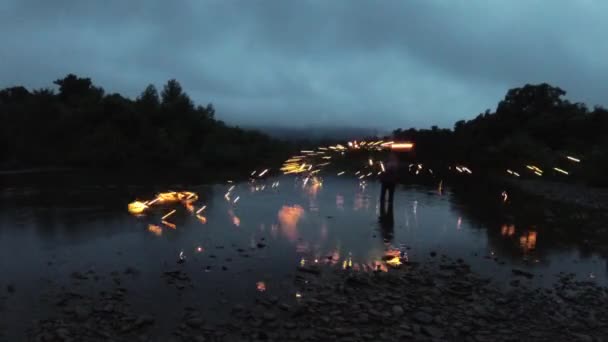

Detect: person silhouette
[380, 152, 399, 206]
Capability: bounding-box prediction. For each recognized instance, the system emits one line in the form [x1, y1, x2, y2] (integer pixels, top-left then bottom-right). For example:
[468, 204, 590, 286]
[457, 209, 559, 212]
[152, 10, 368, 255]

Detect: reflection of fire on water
[228, 209, 240, 227]
[501, 224, 515, 237]
[278, 205, 304, 241]
[336, 195, 344, 210]
[148, 224, 162, 236]
[304, 177, 323, 197]
[519, 231, 537, 251]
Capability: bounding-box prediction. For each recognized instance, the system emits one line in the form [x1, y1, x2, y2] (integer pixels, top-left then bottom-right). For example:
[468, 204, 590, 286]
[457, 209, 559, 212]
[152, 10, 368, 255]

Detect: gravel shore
[23, 256, 608, 342]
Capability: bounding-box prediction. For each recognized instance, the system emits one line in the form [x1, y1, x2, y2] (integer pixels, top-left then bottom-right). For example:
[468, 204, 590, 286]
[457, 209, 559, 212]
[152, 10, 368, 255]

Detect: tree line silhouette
[392, 83, 608, 186]
[2, 76, 607, 186]
[0, 74, 292, 173]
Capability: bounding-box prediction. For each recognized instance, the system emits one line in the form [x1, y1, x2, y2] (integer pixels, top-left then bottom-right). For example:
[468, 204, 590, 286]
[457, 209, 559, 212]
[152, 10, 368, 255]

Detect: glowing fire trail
[162, 209, 176, 220]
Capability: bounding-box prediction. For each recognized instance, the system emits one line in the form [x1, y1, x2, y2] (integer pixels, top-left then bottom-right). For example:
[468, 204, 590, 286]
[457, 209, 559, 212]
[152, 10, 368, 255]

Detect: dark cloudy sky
[2, 1, 607, 129]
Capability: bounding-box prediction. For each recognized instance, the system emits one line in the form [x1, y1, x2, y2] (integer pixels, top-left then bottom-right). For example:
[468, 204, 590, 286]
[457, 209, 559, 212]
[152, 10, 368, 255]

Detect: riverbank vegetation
[0, 74, 293, 172]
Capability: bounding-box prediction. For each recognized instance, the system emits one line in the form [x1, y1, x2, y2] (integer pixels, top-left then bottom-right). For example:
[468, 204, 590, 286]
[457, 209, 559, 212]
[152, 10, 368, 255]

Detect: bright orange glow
[178, 191, 198, 203]
[148, 224, 162, 236]
[128, 201, 148, 215]
[519, 231, 537, 251]
[196, 215, 207, 224]
[278, 205, 304, 241]
[185, 202, 195, 213]
[162, 220, 176, 229]
[391, 142, 414, 150]
[386, 256, 402, 267]
[501, 224, 515, 237]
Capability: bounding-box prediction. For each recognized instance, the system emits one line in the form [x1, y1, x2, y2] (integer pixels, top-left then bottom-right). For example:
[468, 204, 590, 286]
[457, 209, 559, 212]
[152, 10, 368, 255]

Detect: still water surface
[1, 175, 606, 336]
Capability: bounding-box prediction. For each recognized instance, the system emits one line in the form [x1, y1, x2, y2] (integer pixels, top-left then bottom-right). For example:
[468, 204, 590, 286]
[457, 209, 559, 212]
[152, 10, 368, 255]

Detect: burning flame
[128, 201, 148, 215]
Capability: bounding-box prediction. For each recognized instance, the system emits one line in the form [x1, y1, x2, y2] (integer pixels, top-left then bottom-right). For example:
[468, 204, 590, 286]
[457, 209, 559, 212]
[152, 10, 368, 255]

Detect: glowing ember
[391, 142, 414, 150]
[386, 256, 402, 267]
[295, 292, 302, 298]
[196, 246, 204, 253]
[553, 167, 569, 175]
[566, 156, 581, 163]
[161, 209, 176, 220]
[196, 205, 207, 214]
[147, 224, 162, 236]
[196, 215, 207, 224]
[128, 201, 148, 215]
[162, 220, 176, 229]
[258, 169, 269, 177]
[501, 191, 508, 203]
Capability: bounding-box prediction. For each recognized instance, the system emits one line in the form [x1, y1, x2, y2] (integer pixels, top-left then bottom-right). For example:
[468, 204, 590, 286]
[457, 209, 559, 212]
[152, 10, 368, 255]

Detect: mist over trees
[0, 74, 291, 171]
[2, 77, 607, 186]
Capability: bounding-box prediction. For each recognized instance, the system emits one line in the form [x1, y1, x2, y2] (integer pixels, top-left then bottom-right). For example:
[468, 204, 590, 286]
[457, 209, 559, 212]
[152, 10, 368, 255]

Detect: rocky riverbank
[23, 256, 608, 342]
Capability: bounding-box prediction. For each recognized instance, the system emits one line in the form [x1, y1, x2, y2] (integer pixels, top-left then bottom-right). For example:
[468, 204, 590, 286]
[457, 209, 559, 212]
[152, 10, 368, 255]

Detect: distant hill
[247, 125, 387, 142]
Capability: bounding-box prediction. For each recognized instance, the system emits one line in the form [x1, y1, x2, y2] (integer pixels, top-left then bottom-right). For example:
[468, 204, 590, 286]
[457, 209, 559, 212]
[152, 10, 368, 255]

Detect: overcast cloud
[1, 0, 607, 129]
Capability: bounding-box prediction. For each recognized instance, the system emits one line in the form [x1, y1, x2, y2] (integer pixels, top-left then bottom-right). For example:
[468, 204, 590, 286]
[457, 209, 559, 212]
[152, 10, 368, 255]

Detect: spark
[337, 171, 345, 176]
[301, 150, 314, 154]
[250, 170, 256, 176]
[148, 224, 162, 236]
[534, 171, 542, 176]
[566, 156, 581, 163]
[162, 220, 176, 229]
[368, 158, 373, 166]
[258, 169, 269, 177]
[507, 169, 513, 175]
[128, 201, 148, 215]
[513, 172, 520, 177]
[196, 246, 204, 253]
[228, 185, 235, 192]
[380, 162, 385, 172]
[391, 142, 414, 150]
[501, 191, 508, 203]
[233, 196, 240, 204]
[553, 167, 569, 175]
[162, 209, 176, 220]
[196, 215, 207, 224]
[196, 205, 207, 214]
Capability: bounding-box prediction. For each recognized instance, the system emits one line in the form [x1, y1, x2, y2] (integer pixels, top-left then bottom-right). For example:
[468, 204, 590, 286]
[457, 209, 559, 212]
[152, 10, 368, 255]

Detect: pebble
[413, 311, 434, 324]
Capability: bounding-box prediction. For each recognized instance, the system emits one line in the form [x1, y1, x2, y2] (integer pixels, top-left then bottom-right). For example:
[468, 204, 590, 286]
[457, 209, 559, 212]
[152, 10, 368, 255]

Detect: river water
[0, 174, 606, 338]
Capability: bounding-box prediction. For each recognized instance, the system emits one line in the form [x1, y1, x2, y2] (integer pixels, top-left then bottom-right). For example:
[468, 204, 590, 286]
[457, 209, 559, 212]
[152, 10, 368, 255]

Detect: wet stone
[413, 312, 434, 324]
